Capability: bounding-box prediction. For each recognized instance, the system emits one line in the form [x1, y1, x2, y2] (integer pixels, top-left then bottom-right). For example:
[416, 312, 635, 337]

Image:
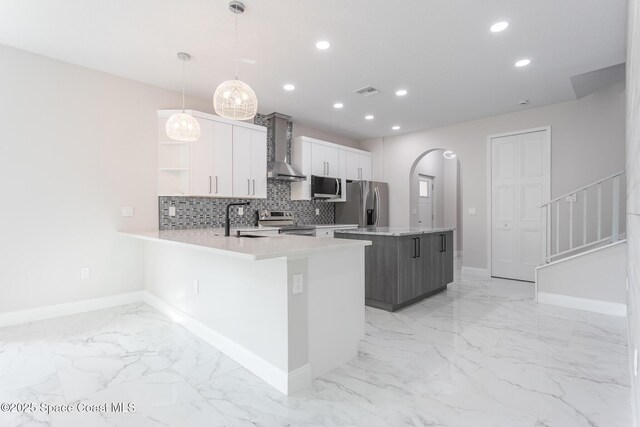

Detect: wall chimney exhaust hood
[266, 113, 306, 181]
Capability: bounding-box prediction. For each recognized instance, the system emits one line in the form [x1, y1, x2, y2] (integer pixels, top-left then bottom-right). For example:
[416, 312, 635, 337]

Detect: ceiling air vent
[354, 86, 381, 97]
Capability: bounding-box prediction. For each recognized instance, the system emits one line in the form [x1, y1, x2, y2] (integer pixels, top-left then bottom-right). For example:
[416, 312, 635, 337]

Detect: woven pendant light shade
[165, 112, 201, 142]
[213, 79, 258, 121]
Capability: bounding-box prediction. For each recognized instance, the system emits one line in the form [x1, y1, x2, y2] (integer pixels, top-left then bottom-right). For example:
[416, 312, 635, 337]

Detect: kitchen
[0, 1, 635, 426]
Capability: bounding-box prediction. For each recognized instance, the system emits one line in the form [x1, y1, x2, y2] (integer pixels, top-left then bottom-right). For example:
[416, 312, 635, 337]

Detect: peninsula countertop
[335, 227, 456, 237]
[121, 229, 371, 260]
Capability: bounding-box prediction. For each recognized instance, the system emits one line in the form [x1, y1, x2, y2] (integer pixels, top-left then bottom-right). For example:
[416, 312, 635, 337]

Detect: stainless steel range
[258, 210, 316, 236]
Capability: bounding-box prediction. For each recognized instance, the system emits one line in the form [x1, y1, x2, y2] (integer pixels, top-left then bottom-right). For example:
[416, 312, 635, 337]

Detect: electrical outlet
[468, 207, 477, 215]
[238, 207, 244, 216]
[121, 207, 134, 217]
[293, 274, 304, 294]
[565, 194, 577, 203]
[80, 267, 90, 280]
[193, 279, 199, 295]
[169, 206, 176, 217]
[315, 208, 320, 216]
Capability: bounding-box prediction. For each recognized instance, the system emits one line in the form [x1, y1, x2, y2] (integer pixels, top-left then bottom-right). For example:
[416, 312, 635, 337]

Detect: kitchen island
[122, 229, 370, 395]
[335, 227, 455, 311]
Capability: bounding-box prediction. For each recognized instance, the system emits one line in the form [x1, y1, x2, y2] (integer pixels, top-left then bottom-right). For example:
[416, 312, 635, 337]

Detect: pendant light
[166, 52, 201, 142]
[213, 1, 258, 121]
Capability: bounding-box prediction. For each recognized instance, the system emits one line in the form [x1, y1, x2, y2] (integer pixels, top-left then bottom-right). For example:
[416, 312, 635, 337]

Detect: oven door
[311, 176, 342, 199]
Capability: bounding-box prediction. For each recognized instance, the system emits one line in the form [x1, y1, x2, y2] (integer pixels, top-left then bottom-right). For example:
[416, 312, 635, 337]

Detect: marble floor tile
[0, 268, 633, 427]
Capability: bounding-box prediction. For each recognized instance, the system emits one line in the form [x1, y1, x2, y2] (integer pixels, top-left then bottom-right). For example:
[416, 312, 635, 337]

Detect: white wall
[0, 45, 211, 313]
[625, 0, 640, 423]
[293, 123, 360, 150]
[0, 45, 355, 314]
[377, 81, 626, 270]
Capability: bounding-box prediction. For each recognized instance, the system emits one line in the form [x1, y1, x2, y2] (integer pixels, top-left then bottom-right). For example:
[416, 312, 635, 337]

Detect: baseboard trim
[537, 292, 627, 317]
[0, 291, 144, 328]
[142, 291, 308, 395]
[461, 266, 490, 279]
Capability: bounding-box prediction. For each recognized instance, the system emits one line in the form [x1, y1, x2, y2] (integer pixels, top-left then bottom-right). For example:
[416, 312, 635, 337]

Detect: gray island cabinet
[336, 227, 454, 311]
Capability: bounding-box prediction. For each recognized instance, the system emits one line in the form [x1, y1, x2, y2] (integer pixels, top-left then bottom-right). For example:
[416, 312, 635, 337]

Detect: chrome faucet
[225, 202, 251, 236]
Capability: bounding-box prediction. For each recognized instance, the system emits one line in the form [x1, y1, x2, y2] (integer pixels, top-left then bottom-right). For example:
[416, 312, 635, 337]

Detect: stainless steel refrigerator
[335, 181, 389, 227]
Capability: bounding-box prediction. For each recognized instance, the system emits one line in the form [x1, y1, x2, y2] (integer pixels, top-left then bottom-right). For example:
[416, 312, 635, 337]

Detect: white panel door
[232, 126, 253, 197]
[190, 120, 215, 196]
[491, 130, 549, 282]
[417, 176, 433, 227]
[211, 121, 233, 197]
[250, 129, 267, 198]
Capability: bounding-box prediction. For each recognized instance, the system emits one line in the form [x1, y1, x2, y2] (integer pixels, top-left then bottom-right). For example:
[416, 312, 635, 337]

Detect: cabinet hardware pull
[413, 237, 417, 258]
[209, 176, 212, 194]
[215, 176, 218, 194]
[252, 179, 256, 195]
[327, 162, 330, 175]
[440, 234, 446, 253]
[247, 179, 251, 195]
[417, 237, 421, 257]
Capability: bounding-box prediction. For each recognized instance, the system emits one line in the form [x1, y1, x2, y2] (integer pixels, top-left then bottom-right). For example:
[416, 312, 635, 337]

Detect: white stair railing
[540, 171, 625, 264]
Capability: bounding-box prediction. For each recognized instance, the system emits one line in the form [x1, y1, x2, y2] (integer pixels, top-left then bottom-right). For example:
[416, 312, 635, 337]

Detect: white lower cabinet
[316, 226, 358, 238]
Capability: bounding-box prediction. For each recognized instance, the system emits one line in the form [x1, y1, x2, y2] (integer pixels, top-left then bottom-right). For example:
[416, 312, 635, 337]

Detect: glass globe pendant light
[166, 52, 201, 142]
[213, 1, 258, 121]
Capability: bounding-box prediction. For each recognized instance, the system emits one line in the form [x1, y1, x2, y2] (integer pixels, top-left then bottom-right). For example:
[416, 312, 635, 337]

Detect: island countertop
[335, 227, 455, 237]
[121, 229, 371, 261]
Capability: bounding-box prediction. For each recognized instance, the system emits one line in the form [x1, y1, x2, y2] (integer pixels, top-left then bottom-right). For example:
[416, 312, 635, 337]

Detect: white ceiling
[0, 0, 627, 140]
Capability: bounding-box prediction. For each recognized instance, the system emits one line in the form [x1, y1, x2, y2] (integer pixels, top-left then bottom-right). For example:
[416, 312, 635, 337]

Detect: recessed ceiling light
[365, 115, 374, 120]
[515, 59, 531, 67]
[392, 125, 400, 130]
[333, 103, 344, 109]
[490, 21, 509, 32]
[395, 89, 408, 96]
[316, 40, 331, 50]
[283, 84, 295, 91]
[443, 151, 457, 159]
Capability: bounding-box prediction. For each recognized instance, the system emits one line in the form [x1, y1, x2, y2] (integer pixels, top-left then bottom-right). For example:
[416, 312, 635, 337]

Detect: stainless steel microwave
[311, 175, 342, 199]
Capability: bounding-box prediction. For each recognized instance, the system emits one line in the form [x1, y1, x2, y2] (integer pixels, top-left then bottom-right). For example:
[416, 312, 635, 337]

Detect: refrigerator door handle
[374, 187, 381, 227]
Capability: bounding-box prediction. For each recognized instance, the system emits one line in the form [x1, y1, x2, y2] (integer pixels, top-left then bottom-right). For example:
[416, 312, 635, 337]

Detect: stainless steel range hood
[266, 112, 306, 181]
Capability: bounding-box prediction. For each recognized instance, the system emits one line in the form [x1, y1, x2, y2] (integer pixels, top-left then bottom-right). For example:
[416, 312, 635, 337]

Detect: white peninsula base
[125, 230, 369, 395]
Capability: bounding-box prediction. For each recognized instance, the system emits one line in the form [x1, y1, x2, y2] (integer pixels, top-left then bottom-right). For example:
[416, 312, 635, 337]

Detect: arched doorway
[409, 149, 462, 255]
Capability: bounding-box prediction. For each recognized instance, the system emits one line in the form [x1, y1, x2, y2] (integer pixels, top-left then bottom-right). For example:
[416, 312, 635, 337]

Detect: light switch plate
[121, 207, 134, 217]
[169, 206, 176, 217]
[238, 207, 244, 216]
[315, 208, 320, 216]
[293, 274, 304, 294]
[468, 207, 477, 215]
[80, 267, 90, 280]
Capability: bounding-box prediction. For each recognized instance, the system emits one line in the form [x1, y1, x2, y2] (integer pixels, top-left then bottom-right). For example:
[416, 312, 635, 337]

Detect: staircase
[536, 171, 627, 316]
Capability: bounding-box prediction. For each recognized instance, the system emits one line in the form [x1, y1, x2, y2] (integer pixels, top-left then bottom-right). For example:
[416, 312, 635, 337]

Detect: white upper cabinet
[345, 151, 372, 181]
[311, 143, 340, 178]
[191, 120, 233, 197]
[158, 110, 266, 198]
[232, 126, 267, 198]
[291, 136, 373, 201]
